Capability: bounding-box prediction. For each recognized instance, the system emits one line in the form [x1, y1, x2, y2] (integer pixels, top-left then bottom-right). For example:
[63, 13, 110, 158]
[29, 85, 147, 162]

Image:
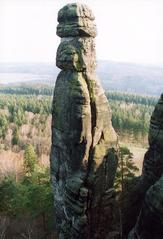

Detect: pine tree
[115, 146, 139, 193]
[0, 115, 8, 139]
[12, 127, 19, 145]
[24, 144, 37, 174]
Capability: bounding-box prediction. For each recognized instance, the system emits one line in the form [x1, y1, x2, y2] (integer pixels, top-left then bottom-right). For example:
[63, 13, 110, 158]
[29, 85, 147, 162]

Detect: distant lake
[0, 73, 54, 84]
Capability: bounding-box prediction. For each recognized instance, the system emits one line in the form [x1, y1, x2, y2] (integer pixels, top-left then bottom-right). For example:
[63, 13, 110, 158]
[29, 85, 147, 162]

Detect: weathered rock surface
[50, 3, 119, 239]
[128, 174, 163, 239]
[122, 94, 163, 238]
[149, 93, 163, 149]
[57, 3, 97, 37]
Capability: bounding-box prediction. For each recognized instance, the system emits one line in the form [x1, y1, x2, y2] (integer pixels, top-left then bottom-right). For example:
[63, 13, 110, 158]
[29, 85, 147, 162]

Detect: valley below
[0, 85, 155, 178]
[0, 83, 159, 238]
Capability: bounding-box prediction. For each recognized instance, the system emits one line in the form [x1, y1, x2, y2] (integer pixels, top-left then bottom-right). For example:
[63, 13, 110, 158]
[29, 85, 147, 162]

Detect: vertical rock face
[128, 175, 163, 239]
[50, 3, 119, 239]
[129, 94, 163, 239]
[122, 94, 163, 238]
[142, 93, 163, 185]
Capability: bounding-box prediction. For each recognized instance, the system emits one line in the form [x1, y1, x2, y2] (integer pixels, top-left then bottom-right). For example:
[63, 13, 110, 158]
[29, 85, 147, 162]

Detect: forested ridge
[0, 84, 159, 104]
[0, 85, 157, 146]
[0, 85, 53, 96]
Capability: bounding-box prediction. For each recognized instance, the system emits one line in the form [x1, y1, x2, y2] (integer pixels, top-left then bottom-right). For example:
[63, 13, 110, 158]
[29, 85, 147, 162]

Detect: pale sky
[0, 0, 163, 66]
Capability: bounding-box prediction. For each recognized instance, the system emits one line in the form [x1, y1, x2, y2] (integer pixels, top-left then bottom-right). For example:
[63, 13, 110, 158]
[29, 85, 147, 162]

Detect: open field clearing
[120, 142, 147, 175]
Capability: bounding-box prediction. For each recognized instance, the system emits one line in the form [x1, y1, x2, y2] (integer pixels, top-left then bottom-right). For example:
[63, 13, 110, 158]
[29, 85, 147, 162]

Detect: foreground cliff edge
[126, 94, 163, 239]
[50, 3, 119, 239]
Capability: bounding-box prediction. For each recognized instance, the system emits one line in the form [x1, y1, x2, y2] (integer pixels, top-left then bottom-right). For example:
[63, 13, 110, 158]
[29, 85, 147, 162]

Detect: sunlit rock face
[50, 3, 119, 239]
[57, 3, 97, 38]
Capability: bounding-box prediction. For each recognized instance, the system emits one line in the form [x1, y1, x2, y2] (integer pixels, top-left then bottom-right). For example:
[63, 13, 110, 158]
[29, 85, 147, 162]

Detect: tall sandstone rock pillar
[50, 3, 119, 239]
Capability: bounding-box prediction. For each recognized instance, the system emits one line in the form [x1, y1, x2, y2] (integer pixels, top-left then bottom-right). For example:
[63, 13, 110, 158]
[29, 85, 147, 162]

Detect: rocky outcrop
[50, 3, 119, 239]
[122, 94, 163, 238]
[128, 175, 163, 239]
[142, 93, 163, 186]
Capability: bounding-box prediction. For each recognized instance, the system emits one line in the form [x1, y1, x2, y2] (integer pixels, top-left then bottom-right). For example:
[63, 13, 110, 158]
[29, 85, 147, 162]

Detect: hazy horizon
[1, 61, 163, 96]
[0, 0, 163, 67]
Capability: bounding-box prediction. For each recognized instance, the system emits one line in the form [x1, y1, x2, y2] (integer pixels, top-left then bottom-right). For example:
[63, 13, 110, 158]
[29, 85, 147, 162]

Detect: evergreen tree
[12, 127, 19, 145]
[24, 144, 37, 174]
[0, 170, 54, 237]
[115, 146, 139, 193]
[0, 115, 8, 139]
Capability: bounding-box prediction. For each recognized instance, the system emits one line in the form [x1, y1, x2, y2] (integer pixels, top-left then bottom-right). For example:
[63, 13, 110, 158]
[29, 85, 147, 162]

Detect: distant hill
[98, 61, 163, 96]
[0, 61, 163, 96]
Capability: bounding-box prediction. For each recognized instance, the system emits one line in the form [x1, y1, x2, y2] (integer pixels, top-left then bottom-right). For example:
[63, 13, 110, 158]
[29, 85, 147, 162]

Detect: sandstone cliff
[50, 3, 163, 239]
[50, 3, 119, 239]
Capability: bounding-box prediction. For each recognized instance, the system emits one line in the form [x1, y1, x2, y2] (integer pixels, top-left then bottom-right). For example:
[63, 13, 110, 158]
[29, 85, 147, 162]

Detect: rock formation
[128, 175, 163, 239]
[122, 94, 163, 238]
[50, 3, 119, 239]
